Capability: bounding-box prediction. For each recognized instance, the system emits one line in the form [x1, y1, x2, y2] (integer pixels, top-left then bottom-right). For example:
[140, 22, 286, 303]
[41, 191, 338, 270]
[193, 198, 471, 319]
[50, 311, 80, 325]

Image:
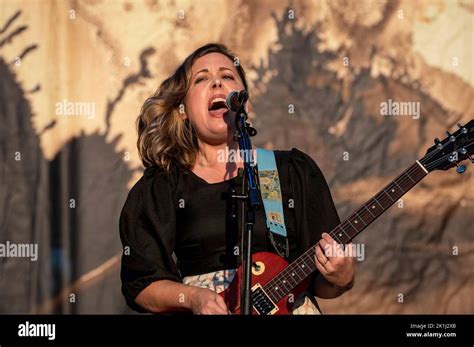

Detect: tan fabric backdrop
[0, 0, 472, 313]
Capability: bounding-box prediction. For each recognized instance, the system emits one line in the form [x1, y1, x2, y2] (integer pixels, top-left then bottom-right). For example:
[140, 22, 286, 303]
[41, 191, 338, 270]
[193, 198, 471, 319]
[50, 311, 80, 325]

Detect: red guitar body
[219, 252, 310, 315]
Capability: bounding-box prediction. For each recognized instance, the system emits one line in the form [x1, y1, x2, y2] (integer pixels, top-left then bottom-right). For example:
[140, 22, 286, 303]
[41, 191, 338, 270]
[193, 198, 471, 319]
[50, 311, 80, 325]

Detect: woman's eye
[195, 76, 206, 83]
[194, 74, 234, 84]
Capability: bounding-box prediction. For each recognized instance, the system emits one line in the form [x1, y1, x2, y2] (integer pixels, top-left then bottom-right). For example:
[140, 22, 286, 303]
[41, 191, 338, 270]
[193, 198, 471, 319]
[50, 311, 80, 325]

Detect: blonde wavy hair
[137, 43, 249, 170]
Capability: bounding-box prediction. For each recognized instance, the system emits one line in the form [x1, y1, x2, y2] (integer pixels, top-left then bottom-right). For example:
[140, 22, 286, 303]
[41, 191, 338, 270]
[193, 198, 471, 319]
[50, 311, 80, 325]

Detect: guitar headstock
[421, 120, 474, 173]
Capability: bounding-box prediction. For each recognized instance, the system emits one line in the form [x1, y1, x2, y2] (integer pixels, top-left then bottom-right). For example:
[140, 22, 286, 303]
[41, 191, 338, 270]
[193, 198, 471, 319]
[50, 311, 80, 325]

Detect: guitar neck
[262, 160, 429, 303]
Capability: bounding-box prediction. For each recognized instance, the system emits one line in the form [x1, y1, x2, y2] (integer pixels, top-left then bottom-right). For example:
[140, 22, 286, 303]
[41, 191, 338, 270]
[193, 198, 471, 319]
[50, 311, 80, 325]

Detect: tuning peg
[460, 148, 473, 163]
[446, 131, 455, 142]
[457, 123, 468, 134]
[456, 163, 467, 174]
[434, 138, 442, 148]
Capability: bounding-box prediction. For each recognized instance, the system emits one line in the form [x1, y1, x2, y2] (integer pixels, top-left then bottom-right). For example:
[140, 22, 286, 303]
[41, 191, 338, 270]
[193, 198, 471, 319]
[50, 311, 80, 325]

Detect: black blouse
[119, 148, 340, 312]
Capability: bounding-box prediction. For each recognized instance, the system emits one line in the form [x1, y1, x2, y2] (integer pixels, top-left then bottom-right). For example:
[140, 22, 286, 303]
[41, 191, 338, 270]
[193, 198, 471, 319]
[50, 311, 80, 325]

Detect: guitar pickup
[251, 283, 279, 315]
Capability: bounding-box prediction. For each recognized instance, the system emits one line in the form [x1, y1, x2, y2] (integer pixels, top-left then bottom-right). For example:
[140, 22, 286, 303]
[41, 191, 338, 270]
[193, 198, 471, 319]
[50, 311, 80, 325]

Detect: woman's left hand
[314, 232, 355, 289]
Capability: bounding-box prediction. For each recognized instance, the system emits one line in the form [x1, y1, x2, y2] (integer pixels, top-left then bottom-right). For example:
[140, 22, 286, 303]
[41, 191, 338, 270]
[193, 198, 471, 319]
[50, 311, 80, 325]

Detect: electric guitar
[219, 120, 474, 314]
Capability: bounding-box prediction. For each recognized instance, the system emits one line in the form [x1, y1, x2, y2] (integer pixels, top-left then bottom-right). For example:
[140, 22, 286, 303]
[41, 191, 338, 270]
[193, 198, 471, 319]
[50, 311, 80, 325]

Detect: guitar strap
[256, 148, 289, 258]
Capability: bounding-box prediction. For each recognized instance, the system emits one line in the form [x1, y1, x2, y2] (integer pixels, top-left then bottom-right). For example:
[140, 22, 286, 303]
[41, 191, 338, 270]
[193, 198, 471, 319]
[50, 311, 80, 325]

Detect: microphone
[226, 90, 248, 112]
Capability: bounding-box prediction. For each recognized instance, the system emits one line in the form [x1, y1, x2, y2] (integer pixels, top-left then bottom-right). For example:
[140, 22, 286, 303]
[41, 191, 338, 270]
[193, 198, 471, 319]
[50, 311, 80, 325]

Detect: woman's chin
[203, 126, 233, 144]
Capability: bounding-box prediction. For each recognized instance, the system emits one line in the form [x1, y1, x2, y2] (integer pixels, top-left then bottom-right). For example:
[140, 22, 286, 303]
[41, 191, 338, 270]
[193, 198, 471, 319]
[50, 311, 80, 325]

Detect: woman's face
[184, 52, 247, 145]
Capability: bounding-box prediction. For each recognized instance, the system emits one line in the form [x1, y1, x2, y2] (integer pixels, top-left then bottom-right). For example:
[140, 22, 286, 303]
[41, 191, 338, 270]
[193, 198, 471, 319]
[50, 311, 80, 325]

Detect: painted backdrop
[0, 0, 473, 313]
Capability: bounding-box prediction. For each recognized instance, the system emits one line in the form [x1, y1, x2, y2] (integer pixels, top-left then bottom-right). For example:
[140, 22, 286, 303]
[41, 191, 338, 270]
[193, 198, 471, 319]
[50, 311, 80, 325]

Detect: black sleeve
[119, 167, 181, 312]
[289, 148, 341, 254]
[289, 148, 341, 297]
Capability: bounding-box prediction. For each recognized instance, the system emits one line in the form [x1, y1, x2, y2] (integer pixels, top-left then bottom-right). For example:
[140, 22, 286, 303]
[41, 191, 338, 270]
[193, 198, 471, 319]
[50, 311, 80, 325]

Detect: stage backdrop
[0, 0, 472, 314]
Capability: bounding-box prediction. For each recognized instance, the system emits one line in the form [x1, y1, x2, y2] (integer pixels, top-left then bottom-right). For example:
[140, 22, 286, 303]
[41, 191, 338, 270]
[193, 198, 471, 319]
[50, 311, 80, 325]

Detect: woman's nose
[211, 78, 222, 88]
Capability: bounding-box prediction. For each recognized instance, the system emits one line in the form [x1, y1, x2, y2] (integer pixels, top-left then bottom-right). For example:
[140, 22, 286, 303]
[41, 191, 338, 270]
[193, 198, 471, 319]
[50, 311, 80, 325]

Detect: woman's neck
[193, 139, 244, 182]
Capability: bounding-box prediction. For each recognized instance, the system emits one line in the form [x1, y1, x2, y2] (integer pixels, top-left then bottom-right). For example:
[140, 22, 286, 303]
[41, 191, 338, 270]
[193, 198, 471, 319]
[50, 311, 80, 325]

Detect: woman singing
[119, 43, 355, 314]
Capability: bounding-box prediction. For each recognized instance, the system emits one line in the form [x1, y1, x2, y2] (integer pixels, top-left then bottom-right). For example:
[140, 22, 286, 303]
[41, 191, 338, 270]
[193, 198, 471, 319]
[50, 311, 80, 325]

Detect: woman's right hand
[189, 287, 230, 314]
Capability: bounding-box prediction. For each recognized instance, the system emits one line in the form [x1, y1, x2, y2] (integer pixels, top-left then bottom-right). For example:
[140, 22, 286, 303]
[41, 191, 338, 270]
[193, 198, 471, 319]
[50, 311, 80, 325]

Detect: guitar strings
[256, 134, 469, 307]
[262, 147, 465, 301]
[262, 161, 425, 298]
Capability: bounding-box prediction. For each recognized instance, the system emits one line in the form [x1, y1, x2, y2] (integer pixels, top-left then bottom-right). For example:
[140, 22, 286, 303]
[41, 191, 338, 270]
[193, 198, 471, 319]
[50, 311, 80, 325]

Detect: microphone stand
[230, 92, 261, 315]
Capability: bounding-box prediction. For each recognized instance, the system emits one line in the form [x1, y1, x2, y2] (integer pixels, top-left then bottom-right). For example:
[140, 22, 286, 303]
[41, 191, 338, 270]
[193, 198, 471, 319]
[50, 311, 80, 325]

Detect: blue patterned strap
[256, 148, 289, 257]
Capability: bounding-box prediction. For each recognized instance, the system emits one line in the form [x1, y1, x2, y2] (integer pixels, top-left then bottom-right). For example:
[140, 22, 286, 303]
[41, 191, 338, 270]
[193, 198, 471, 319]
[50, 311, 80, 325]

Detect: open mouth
[208, 100, 228, 111]
[208, 95, 229, 116]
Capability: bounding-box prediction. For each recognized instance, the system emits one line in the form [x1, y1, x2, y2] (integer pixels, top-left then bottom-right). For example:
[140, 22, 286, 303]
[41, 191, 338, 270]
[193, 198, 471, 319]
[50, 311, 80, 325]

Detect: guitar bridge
[251, 283, 279, 315]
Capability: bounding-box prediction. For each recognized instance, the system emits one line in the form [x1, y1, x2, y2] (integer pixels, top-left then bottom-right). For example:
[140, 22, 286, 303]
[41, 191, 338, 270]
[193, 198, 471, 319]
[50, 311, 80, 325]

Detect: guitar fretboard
[260, 161, 428, 304]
